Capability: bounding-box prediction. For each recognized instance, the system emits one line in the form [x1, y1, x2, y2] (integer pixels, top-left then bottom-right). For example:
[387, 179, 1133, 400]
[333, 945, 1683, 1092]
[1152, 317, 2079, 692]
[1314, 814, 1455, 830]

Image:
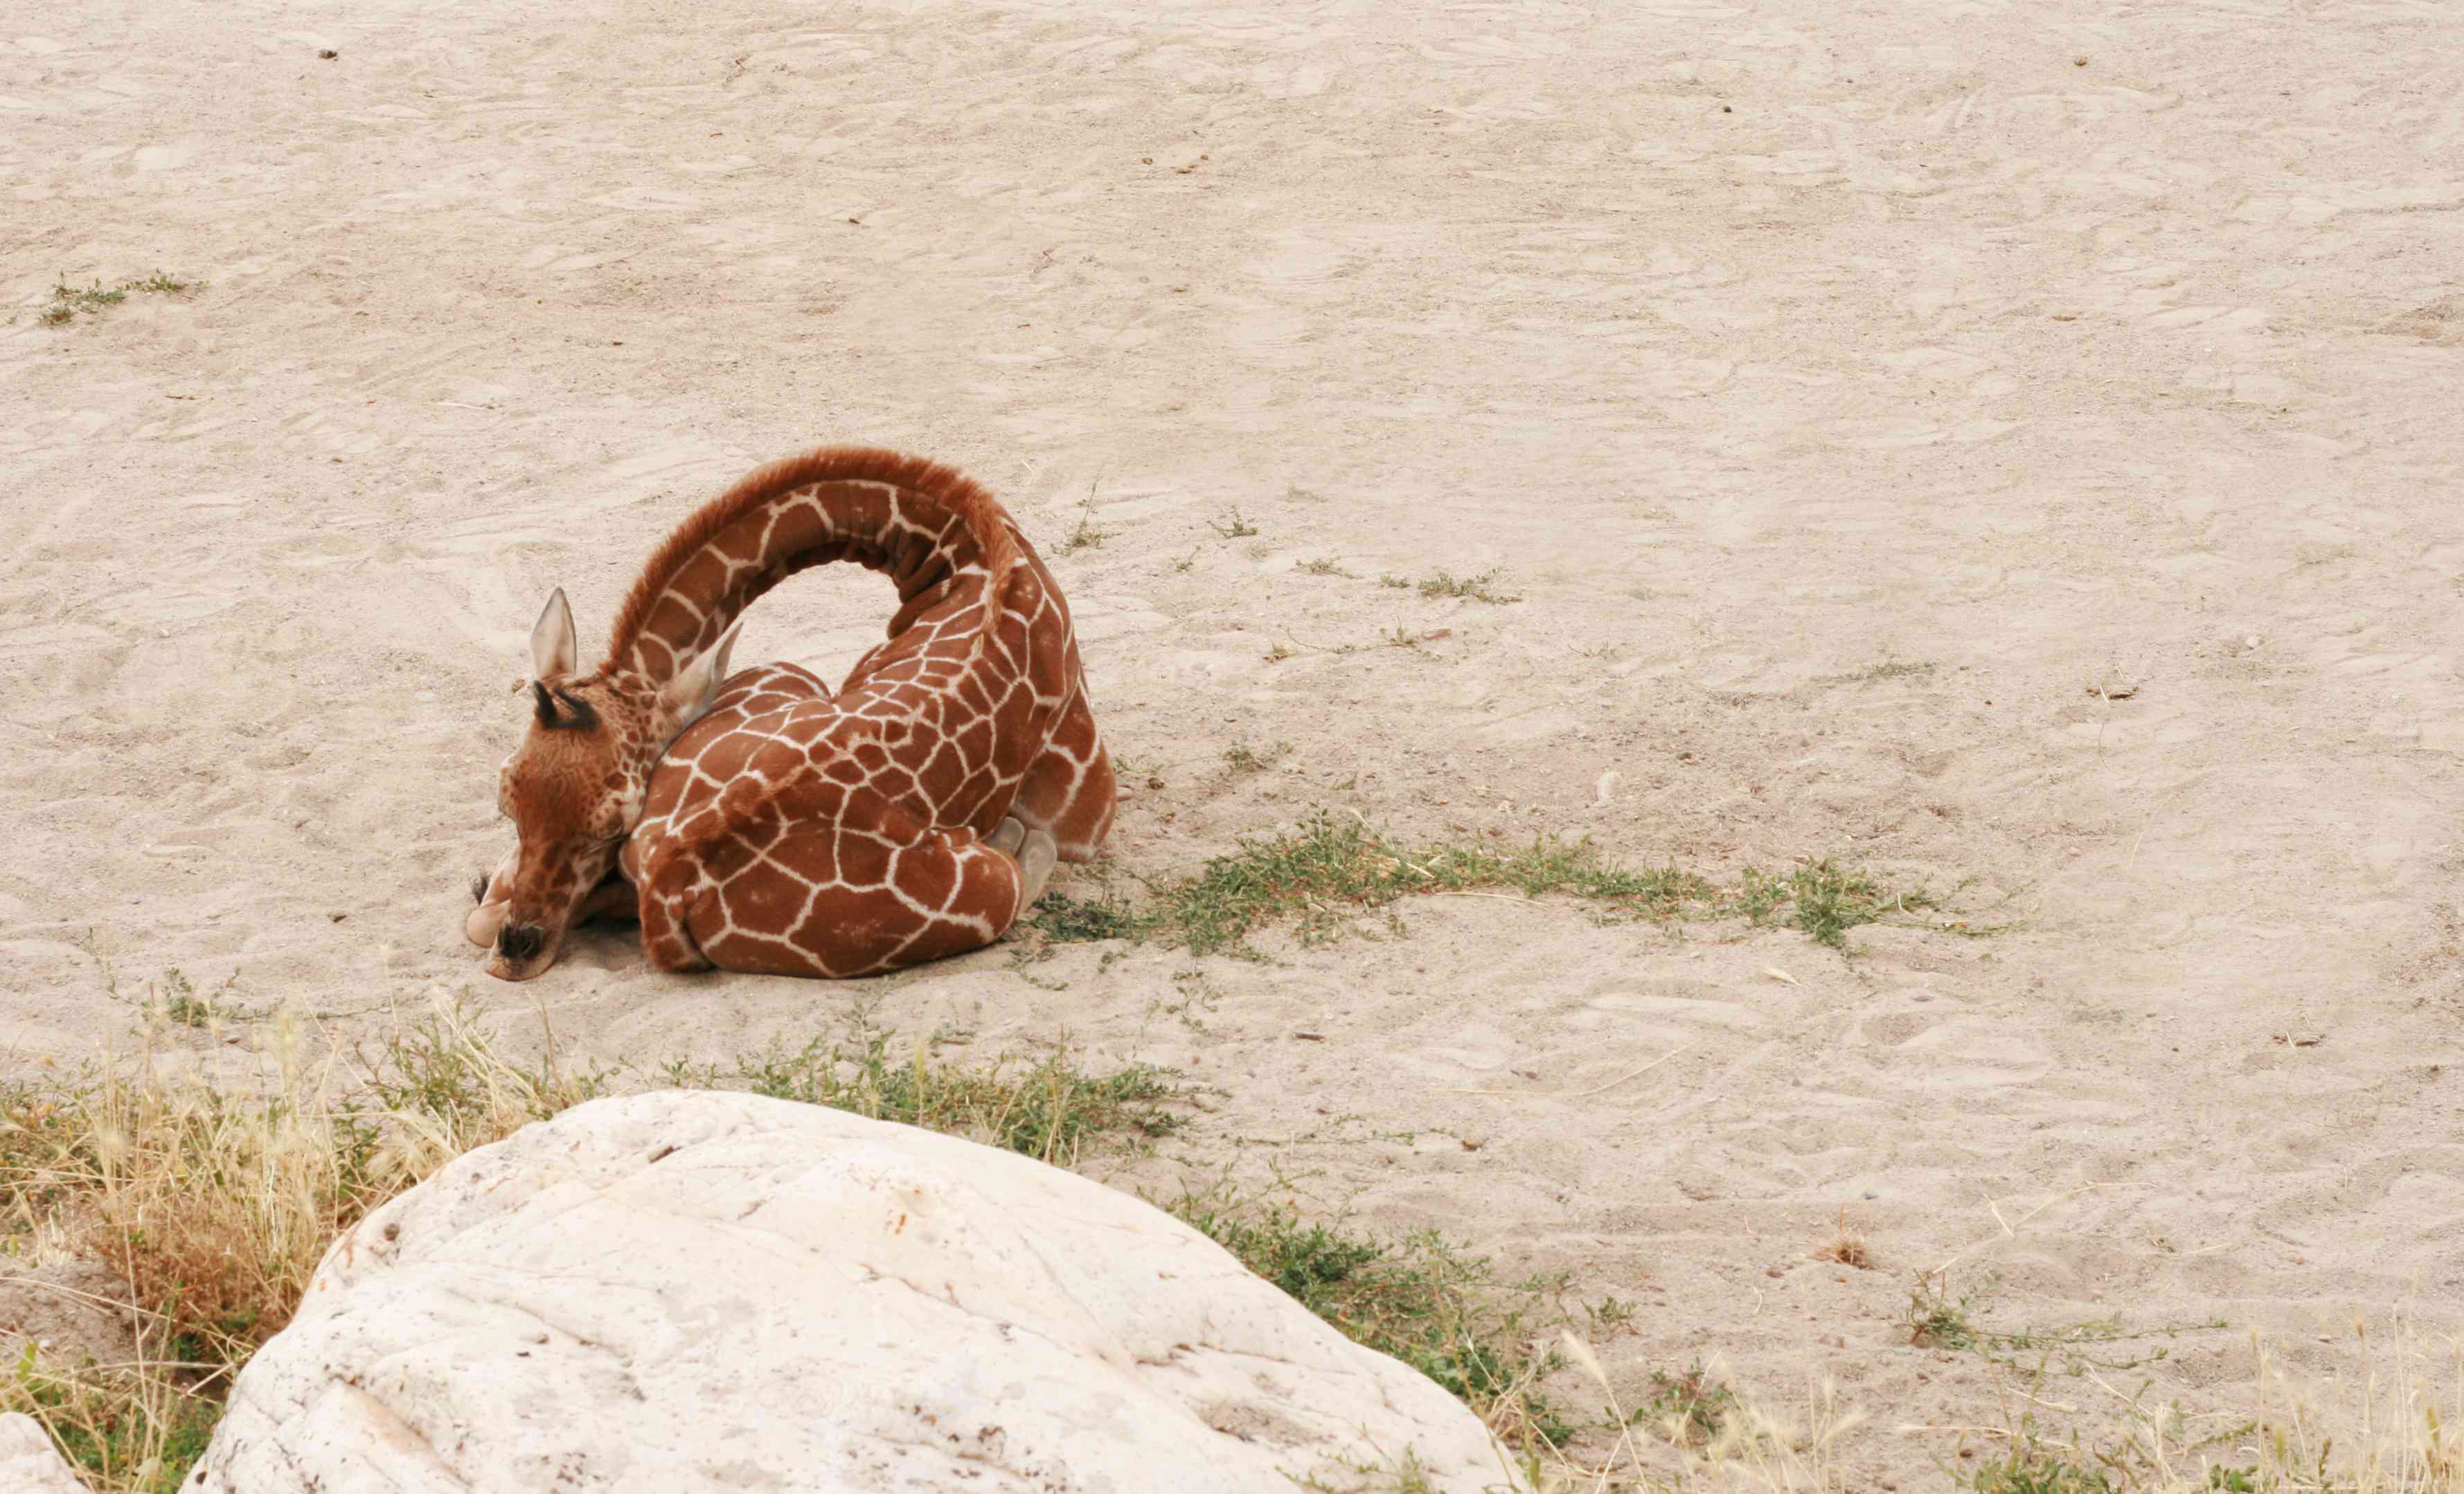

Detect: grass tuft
[1413, 570, 1521, 605]
[1812, 1207, 1875, 1270]
[40, 272, 201, 326]
[1026, 810, 1945, 958]
[1208, 506, 1260, 539]
[1636, 1360, 1740, 1445]
[0, 1002, 595, 1488]
[665, 1024, 1192, 1166]
[139, 969, 262, 1031]
[1056, 479, 1111, 553]
[1167, 1197, 1575, 1452]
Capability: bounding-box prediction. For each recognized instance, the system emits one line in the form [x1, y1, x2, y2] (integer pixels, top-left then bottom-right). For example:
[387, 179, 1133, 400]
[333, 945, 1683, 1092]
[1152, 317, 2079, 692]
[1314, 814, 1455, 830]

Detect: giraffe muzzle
[485, 918, 564, 981]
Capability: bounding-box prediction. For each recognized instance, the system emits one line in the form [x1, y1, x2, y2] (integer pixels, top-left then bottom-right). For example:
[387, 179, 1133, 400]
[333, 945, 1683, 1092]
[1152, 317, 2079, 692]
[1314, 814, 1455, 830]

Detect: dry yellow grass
[0, 1002, 593, 1491]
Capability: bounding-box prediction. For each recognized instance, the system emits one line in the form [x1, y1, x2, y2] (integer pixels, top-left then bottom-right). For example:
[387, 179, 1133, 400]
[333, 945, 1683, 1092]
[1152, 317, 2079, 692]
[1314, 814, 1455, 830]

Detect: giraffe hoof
[988, 816, 1027, 857]
[465, 885, 510, 948]
[1017, 828, 1059, 907]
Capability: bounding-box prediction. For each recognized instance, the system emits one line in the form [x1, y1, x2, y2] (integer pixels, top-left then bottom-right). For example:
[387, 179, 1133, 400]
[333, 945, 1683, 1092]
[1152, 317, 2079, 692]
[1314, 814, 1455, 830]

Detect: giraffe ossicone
[467, 446, 1117, 981]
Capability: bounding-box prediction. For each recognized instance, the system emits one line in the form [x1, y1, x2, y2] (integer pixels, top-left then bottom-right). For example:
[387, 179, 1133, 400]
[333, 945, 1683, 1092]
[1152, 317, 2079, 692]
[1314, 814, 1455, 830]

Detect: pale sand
[5, 0, 2463, 1482]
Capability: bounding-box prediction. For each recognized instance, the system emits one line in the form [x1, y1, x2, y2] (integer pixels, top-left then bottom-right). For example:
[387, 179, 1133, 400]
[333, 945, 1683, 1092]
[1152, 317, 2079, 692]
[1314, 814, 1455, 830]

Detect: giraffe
[464, 445, 1116, 981]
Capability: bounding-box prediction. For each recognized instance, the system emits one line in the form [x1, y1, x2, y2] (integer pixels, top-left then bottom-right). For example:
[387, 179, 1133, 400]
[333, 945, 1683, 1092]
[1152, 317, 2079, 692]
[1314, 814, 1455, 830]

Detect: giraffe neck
[603, 448, 1019, 686]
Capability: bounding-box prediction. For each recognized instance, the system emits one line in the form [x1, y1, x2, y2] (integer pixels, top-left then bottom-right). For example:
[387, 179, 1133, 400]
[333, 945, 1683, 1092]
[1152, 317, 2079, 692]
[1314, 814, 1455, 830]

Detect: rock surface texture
[184, 1092, 1516, 1493]
[0, 1411, 87, 1494]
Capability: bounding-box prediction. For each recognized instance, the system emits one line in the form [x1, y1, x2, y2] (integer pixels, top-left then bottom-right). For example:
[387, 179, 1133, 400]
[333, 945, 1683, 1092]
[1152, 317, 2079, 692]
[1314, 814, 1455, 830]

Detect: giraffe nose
[496, 923, 547, 963]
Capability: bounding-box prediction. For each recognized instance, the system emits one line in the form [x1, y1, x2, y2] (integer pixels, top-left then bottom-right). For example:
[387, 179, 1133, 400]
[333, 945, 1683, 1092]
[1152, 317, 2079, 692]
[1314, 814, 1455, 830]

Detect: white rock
[0, 1412, 87, 1494]
[185, 1092, 1517, 1493]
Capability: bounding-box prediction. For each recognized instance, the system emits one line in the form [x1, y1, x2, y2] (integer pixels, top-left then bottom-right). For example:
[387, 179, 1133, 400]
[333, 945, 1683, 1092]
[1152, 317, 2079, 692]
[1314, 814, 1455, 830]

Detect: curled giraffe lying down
[465, 446, 1117, 981]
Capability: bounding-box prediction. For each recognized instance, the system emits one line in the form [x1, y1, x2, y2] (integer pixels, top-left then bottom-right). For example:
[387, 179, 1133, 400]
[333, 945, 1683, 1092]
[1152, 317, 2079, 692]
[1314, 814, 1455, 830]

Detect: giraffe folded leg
[988, 816, 1026, 857]
[465, 846, 518, 948]
[472, 855, 632, 948]
[1008, 691, 1116, 863]
[642, 818, 1053, 979]
[984, 817, 1053, 902]
[1013, 826, 1058, 906]
[573, 869, 639, 925]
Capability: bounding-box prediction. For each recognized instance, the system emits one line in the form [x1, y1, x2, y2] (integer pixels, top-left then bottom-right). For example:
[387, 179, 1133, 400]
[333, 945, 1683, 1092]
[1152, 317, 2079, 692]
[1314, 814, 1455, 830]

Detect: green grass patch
[1965, 1441, 2117, 1494]
[1634, 1360, 1739, 1445]
[1026, 810, 1952, 957]
[663, 1025, 1192, 1166]
[1411, 569, 1521, 604]
[40, 272, 200, 326]
[1905, 1274, 2225, 1373]
[1168, 1197, 1574, 1452]
[1208, 506, 1259, 539]
[7, 1349, 221, 1494]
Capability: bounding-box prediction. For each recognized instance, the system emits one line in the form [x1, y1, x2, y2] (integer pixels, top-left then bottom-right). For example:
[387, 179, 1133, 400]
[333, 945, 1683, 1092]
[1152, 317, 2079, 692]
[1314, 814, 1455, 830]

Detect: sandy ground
[6, 0, 2464, 1483]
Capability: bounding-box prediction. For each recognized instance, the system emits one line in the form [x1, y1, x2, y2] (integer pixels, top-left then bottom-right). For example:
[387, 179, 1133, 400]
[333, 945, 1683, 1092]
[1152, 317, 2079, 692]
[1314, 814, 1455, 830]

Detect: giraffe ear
[530, 588, 578, 680]
[657, 621, 742, 732]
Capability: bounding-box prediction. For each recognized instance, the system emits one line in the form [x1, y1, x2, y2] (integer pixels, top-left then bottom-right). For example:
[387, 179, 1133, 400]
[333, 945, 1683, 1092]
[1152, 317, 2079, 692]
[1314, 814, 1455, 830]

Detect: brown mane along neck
[601, 445, 1023, 684]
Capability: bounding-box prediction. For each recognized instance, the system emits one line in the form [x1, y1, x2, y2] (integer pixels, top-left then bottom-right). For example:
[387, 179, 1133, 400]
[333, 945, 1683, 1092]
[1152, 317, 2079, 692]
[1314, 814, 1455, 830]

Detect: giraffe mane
[600, 444, 1024, 677]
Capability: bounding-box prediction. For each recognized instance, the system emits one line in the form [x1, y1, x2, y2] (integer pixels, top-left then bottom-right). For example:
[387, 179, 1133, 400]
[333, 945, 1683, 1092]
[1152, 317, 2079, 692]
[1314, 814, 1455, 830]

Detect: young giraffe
[465, 445, 1116, 980]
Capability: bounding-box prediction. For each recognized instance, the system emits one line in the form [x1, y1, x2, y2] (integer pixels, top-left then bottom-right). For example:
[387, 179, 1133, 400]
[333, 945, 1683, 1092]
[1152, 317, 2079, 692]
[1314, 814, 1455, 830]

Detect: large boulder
[184, 1091, 1519, 1493]
[0, 1412, 86, 1494]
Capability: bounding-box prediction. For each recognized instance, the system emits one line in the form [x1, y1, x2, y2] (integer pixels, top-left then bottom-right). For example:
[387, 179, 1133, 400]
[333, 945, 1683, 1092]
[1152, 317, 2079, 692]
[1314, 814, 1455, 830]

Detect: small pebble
[1458, 1132, 1485, 1152]
[319, 48, 338, 60]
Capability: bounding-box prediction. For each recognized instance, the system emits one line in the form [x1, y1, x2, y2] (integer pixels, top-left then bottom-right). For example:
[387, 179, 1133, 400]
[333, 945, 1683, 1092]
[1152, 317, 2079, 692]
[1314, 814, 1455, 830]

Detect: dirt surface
[5, 0, 2462, 1483]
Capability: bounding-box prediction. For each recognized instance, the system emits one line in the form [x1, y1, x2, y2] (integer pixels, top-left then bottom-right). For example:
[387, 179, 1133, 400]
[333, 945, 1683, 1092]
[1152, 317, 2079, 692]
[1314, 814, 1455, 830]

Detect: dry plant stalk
[1810, 1208, 1872, 1271]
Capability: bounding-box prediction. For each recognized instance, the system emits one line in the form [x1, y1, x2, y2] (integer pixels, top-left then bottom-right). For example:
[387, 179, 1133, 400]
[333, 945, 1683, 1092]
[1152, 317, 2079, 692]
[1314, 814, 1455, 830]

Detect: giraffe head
[479, 587, 740, 980]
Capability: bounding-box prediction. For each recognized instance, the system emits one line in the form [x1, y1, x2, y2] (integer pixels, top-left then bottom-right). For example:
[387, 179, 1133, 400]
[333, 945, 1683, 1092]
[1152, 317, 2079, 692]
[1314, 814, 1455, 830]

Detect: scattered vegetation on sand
[139, 969, 264, 1031]
[1811, 1207, 1875, 1270]
[1026, 810, 1952, 957]
[1818, 658, 1936, 686]
[1297, 555, 1355, 577]
[1056, 479, 1111, 553]
[1904, 1273, 2225, 1374]
[38, 272, 200, 326]
[1208, 505, 1260, 539]
[1164, 1193, 1575, 1456]
[1634, 1361, 1740, 1446]
[1223, 739, 1293, 774]
[1411, 569, 1521, 605]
